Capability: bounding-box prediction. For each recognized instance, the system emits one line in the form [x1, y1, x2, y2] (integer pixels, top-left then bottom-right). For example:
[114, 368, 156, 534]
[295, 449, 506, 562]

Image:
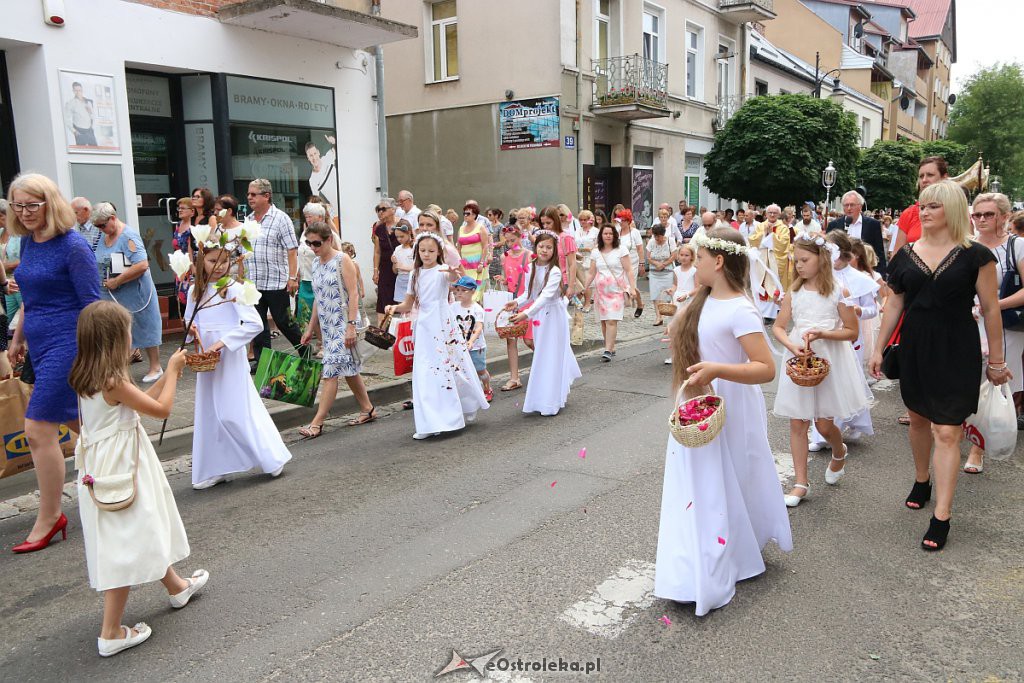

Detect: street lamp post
[822, 160, 837, 211]
[991, 175, 1002, 194]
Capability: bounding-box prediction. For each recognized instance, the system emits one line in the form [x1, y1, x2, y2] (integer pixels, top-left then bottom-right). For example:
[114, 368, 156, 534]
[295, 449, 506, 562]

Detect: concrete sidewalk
[0, 293, 668, 500]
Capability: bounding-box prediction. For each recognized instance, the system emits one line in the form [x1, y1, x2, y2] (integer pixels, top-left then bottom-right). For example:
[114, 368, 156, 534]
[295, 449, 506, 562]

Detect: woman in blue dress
[92, 203, 164, 383]
[7, 173, 100, 553]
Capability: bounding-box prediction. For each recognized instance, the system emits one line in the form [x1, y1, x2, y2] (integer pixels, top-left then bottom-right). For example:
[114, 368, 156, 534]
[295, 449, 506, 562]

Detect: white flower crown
[795, 231, 841, 262]
[415, 231, 445, 248]
[691, 228, 748, 256]
[534, 229, 559, 240]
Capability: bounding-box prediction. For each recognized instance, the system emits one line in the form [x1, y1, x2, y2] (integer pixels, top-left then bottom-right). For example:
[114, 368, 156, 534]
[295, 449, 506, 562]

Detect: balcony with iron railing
[719, 0, 776, 24]
[592, 55, 670, 120]
[714, 94, 747, 130]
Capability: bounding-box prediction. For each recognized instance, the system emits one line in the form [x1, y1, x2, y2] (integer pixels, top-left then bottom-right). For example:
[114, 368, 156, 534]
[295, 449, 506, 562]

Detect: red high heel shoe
[12, 513, 68, 554]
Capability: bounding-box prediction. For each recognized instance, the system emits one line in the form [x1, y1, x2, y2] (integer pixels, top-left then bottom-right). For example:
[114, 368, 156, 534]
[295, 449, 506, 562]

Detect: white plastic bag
[963, 381, 1018, 460]
[482, 290, 513, 338]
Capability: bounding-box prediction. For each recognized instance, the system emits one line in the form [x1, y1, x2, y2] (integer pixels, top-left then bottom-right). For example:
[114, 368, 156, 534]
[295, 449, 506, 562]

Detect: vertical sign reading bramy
[499, 97, 560, 150]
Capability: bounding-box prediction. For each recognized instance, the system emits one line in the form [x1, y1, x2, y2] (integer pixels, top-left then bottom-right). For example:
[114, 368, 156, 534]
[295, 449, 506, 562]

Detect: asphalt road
[1, 336, 1022, 682]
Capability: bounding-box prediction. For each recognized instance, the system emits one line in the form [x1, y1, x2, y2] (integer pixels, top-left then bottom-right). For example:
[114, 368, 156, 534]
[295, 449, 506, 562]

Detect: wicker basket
[495, 310, 529, 339]
[668, 379, 726, 448]
[365, 313, 396, 350]
[656, 302, 678, 317]
[785, 342, 831, 387]
[184, 332, 221, 373]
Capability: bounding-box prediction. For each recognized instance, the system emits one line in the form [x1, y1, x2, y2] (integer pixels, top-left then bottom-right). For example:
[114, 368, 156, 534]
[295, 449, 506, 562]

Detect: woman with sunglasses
[457, 201, 491, 302]
[372, 198, 400, 325]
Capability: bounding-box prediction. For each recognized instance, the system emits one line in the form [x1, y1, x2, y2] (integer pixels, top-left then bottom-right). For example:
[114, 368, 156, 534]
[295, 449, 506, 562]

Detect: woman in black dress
[870, 180, 1009, 551]
[372, 197, 399, 325]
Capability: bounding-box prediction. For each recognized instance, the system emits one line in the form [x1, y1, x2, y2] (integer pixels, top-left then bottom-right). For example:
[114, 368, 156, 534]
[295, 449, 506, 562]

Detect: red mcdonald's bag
[393, 320, 414, 376]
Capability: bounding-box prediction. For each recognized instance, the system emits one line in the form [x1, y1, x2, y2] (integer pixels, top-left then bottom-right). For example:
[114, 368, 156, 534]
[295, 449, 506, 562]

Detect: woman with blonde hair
[870, 180, 1008, 551]
[7, 173, 101, 553]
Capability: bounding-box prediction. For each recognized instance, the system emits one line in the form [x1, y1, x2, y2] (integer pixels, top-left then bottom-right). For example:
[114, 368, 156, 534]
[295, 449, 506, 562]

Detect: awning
[219, 0, 417, 50]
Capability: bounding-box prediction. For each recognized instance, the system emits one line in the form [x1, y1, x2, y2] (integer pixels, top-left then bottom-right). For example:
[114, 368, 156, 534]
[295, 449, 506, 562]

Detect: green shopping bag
[253, 348, 322, 408]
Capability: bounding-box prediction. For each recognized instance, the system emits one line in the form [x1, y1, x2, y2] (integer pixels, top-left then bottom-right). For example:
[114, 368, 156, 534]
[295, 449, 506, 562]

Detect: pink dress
[503, 247, 534, 342]
[557, 233, 578, 286]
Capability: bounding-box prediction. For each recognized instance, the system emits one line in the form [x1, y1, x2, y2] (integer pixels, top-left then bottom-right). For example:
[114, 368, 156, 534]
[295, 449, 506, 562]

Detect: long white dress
[834, 265, 879, 435]
[77, 394, 189, 591]
[186, 283, 292, 484]
[515, 264, 582, 415]
[655, 296, 793, 616]
[773, 288, 872, 421]
[409, 265, 489, 435]
[748, 247, 783, 320]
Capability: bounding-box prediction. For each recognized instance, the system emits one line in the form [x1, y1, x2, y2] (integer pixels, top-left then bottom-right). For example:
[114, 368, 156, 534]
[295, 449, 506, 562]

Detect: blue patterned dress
[94, 228, 163, 349]
[18, 230, 101, 422]
[311, 253, 362, 378]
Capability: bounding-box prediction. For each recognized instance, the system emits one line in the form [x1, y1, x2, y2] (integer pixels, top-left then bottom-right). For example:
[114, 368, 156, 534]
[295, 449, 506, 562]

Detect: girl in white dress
[505, 231, 582, 416]
[186, 246, 293, 489]
[386, 232, 488, 439]
[69, 302, 208, 657]
[667, 244, 698, 304]
[655, 227, 792, 617]
[772, 236, 871, 507]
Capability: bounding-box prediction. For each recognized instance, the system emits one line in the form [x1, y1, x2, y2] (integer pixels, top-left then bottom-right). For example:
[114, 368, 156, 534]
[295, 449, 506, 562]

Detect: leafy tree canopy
[856, 139, 969, 210]
[704, 94, 860, 207]
[948, 63, 1024, 197]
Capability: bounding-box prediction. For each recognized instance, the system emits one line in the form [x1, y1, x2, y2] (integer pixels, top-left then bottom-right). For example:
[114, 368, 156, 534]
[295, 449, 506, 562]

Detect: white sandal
[825, 445, 847, 485]
[784, 483, 809, 508]
[169, 569, 210, 609]
[97, 622, 152, 657]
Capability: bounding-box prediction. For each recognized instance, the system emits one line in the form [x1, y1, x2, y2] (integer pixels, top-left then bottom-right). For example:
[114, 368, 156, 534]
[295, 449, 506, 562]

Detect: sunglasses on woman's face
[375, 206, 387, 212]
[305, 239, 323, 248]
[971, 211, 997, 220]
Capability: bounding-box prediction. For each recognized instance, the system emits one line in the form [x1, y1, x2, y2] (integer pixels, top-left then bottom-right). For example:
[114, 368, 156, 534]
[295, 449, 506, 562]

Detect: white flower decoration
[225, 227, 242, 243]
[240, 220, 262, 242]
[237, 280, 262, 306]
[168, 250, 191, 278]
[218, 208, 228, 219]
[191, 224, 211, 244]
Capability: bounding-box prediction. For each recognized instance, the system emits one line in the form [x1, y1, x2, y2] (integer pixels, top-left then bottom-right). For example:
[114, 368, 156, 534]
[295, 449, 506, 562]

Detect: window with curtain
[685, 26, 703, 99]
[430, 0, 458, 82]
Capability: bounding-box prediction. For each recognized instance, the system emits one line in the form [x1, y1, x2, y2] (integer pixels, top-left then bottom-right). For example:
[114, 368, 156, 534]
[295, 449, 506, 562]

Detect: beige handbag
[78, 401, 140, 512]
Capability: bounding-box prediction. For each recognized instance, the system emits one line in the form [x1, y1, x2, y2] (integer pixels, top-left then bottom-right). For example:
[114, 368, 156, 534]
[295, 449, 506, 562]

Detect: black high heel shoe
[921, 516, 950, 551]
[905, 480, 931, 510]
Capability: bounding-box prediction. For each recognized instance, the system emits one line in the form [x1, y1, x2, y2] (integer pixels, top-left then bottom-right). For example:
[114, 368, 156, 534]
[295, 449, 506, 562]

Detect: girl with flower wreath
[655, 227, 790, 617]
[184, 233, 292, 489]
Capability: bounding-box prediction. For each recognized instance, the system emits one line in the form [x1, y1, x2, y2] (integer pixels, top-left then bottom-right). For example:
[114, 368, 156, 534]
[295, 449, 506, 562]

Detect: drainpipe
[371, 0, 388, 197]
[576, 0, 584, 209]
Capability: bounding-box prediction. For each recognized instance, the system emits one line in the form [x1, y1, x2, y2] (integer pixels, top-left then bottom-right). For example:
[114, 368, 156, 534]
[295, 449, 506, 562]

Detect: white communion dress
[186, 283, 292, 484]
[654, 295, 793, 616]
[514, 264, 582, 416]
[76, 394, 190, 591]
[409, 265, 489, 435]
[773, 288, 872, 421]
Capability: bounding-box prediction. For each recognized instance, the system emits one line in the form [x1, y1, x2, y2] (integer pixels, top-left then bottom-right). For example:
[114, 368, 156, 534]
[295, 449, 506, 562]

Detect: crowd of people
[3, 150, 1021, 652]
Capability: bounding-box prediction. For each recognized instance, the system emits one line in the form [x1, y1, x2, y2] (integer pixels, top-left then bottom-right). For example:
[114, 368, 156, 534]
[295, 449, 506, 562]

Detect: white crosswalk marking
[559, 560, 657, 639]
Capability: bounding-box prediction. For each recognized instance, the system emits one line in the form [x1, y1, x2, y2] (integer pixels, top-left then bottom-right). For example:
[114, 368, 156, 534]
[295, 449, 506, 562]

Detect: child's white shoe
[268, 464, 285, 478]
[825, 446, 847, 485]
[98, 623, 152, 657]
[169, 569, 209, 609]
[413, 432, 439, 440]
[193, 476, 226, 490]
[784, 483, 809, 507]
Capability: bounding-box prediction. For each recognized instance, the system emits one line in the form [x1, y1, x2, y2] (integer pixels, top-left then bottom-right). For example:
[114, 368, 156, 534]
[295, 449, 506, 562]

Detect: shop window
[429, 0, 458, 82]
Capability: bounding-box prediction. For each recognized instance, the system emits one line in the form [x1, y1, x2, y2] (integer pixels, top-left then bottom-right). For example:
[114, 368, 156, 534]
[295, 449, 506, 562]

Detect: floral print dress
[311, 253, 363, 379]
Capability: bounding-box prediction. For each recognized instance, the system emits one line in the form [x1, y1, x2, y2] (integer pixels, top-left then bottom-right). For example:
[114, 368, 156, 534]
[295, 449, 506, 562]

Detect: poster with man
[306, 134, 340, 225]
[59, 70, 120, 153]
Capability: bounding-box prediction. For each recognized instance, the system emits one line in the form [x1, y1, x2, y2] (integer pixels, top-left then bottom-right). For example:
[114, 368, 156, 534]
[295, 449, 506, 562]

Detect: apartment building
[0, 0, 415, 294]
[380, 0, 778, 218]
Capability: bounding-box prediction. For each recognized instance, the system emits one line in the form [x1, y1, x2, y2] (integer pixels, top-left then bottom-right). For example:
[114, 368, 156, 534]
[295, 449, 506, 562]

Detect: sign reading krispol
[499, 97, 560, 151]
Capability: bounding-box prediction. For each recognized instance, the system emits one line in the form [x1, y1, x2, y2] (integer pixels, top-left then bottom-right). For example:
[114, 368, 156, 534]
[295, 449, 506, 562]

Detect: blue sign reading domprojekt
[499, 97, 560, 150]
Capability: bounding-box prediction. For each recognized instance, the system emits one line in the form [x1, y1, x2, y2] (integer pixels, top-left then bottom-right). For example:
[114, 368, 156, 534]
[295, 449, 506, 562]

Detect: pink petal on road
[717, 536, 726, 546]
[686, 501, 693, 510]
[550, 481, 557, 488]
[659, 615, 672, 626]
[484, 308, 493, 312]
[578, 447, 587, 459]
[532, 320, 541, 327]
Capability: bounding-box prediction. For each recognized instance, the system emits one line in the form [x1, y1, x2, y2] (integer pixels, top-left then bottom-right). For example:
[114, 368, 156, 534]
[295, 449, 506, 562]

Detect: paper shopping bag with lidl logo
[0, 378, 78, 478]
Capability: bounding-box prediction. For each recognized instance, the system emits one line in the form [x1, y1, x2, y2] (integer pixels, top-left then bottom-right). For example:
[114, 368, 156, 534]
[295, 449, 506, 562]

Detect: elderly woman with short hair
[92, 202, 164, 383]
[7, 173, 100, 553]
[372, 197, 400, 325]
[298, 201, 339, 331]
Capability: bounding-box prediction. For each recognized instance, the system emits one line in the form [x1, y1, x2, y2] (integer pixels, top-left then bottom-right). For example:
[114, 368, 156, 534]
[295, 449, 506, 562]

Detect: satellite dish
[948, 93, 957, 106]
[900, 95, 910, 111]
[853, 22, 864, 38]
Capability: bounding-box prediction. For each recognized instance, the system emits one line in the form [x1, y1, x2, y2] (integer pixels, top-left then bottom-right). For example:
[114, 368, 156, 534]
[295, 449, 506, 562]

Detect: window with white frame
[642, 6, 664, 64]
[429, 0, 458, 82]
[861, 117, 871, 147]
[596, 0, 610, 61]
[716, 40, 734, 106]
[685, 24, 704, 100]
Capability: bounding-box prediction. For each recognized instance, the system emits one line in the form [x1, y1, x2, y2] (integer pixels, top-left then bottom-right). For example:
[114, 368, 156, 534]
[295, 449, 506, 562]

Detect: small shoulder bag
[78, 399, 140, 512]
[999, 236, 1024, 331]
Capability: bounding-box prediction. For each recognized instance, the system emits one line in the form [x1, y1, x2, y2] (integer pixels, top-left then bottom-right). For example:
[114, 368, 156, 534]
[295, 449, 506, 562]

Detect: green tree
[917, 139, 968, 176]
[948, 63, 1024, 197]
[704, 94, 860, 206]
[856, 140, 921, 210]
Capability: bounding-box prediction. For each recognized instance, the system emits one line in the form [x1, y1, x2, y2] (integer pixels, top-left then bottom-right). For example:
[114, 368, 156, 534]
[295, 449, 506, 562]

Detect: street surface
[2, 336, 1022, 682]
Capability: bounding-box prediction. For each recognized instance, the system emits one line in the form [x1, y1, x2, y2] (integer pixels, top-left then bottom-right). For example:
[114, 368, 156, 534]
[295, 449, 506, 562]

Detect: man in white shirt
[395, 190, 421, 228]
[737, 208, 758, 241]
[70, 196, 101, 251]
[795, 203, 822, 235]
[672, 200, 686, 227]
[306, 135, 339, 224]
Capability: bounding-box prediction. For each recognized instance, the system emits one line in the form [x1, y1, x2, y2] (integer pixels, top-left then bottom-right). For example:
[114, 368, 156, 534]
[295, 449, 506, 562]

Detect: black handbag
[880, 312, 904, 380]
[999, 236, 1024, 331]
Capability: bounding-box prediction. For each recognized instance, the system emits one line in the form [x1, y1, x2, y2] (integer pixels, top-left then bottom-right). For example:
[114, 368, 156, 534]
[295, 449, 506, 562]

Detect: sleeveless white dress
[773, 288, 872, 421]
[655, 296, 793, 616]
[76, 394, 189, 591]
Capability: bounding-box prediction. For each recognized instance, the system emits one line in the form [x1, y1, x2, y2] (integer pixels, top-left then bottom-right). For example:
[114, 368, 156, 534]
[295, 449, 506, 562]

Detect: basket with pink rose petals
[668, 378, 726, 447]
